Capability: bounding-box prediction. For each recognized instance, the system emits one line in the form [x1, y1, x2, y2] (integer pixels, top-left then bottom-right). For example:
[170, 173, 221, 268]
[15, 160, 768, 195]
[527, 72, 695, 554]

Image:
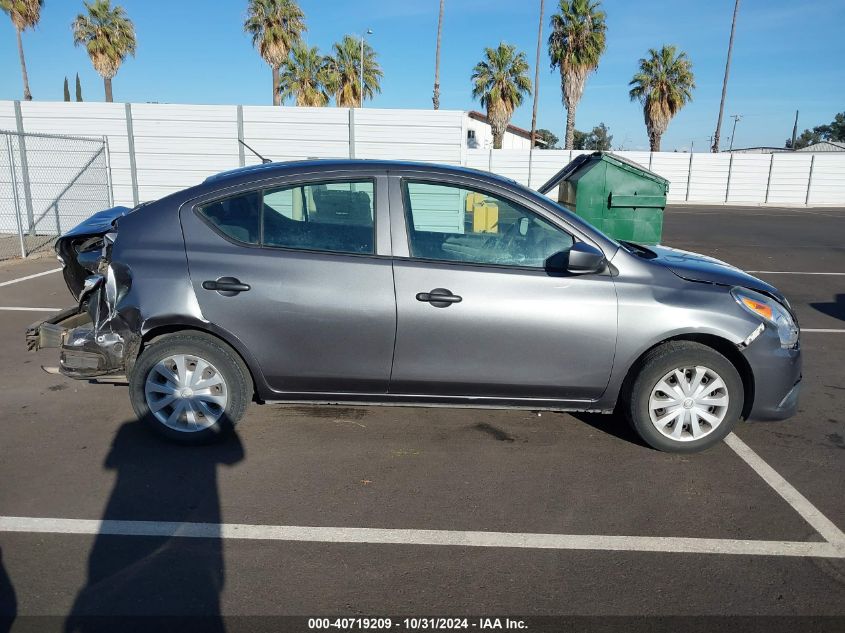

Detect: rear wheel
[625, 341, 744, 453]
[129, 332, 250, 444]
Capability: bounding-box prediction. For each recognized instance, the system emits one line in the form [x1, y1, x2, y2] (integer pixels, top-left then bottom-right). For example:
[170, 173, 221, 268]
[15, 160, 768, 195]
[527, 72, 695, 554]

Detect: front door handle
[202, 277, 250, 296]
[416, 288, 462, 308]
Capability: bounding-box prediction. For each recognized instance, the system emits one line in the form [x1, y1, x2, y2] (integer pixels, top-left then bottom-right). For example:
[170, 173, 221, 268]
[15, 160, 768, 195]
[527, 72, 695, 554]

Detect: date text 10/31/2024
[307, 617, 528, 630]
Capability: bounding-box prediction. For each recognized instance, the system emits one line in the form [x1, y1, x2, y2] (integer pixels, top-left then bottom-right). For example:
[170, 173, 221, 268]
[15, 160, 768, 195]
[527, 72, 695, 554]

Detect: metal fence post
[236, 105, 245, 167]
[527, 147, 534, 188]
[13, 101, 35, 234]
[125, 103, 140, 205]
[805, 154, 816, 205]
[348, 108, 356, 159]
[103, 136, 114, 207]
[764, 154, 774, 204]
[6, 134, 27, 258]
[685, 152, 694, 201]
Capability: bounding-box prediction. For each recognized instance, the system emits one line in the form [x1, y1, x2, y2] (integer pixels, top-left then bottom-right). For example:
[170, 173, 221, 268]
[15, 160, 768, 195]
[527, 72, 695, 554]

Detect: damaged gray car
[27, 159, 801, 452]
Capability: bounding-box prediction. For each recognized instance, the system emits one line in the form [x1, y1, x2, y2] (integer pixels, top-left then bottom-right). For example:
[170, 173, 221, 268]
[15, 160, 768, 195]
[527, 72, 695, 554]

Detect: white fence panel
[807, 154, 845, 205]
[0, 101, 16, 132]
[464, 148, 491, 172]
[726, 154, 771, 203]
[767, 154, 813, 204]
[243, 105, 350, 164]
[489, 150, 533, 185]
[131, 103, 240, 201]
[354, 109, 464, 164]
[650, 152, 692, 202]
[687, 153, 731, 202]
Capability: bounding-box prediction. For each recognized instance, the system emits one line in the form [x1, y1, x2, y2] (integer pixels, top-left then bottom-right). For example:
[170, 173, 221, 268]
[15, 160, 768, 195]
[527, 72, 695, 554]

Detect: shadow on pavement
[64, 420, 244, 633]
[0, 548, 15, 633]
[570, 411, 650, 448]
[811, 293, 845, 324]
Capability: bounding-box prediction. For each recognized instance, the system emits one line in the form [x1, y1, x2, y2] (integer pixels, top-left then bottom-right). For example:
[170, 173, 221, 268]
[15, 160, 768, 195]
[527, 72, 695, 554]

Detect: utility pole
[728, 114, 742, 151]
[790, 110, 799, 149]
[712, 0, 741, 153]
[432, 0, 445, 109]
[530, 0, 544, 149]
[359, 29, 373, 108]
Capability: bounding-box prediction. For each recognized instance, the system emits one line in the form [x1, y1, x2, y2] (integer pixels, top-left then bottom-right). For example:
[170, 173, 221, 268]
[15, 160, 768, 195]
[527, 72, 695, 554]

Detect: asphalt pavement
[0, 204, 843, 632]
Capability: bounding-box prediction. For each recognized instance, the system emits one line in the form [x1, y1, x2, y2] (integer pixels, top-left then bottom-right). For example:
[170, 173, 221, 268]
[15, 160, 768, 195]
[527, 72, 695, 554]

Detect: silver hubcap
[648, 365, 730, 442]
[144, 353, 228, 432]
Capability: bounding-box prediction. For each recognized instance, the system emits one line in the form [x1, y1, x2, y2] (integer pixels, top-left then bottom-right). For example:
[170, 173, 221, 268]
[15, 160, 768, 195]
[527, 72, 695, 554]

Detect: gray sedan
[27, 160, 801, 452]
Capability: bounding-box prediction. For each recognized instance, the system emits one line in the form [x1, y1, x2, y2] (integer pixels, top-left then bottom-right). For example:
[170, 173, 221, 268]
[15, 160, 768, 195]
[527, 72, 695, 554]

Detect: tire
[129, 332, 251, 444]
[624, 341, 744, 453]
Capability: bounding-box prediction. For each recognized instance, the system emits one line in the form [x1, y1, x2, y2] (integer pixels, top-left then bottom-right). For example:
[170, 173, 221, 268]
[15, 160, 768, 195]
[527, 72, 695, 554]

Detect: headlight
[732, 287, 799, 348]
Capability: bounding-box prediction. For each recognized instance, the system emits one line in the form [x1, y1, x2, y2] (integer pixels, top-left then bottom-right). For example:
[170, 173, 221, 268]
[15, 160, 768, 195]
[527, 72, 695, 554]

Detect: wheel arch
[138, 322, 264, 401]
[618, 333, 755, 420]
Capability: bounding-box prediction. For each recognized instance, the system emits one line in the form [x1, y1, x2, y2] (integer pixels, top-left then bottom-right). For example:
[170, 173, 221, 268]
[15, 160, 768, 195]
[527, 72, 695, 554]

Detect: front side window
[403, 181, 573, 268]
[262, 180, 375, 254]
[197, 180, 376, 255]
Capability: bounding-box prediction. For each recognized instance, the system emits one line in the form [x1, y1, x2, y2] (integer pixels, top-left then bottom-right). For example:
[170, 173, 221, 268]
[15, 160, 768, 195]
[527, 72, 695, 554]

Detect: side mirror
[566, 242, 606, 274]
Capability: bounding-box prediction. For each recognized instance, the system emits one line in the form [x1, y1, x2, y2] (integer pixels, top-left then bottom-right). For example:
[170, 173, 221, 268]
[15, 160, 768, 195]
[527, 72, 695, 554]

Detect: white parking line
[748, 271, 845, 275]
[801, 329, 845, 333]
[724, 433, 845, 548]
[0, 307, 61, 312]
[0, 515, 842, 558]
[0, 267, 62, 287]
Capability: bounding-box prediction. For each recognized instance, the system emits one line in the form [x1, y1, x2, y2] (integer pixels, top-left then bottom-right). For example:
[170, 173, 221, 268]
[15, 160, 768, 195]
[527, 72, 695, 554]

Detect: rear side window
[262, 180, 375, 254]
[196, 180, 376, 255]
[197, 191, 261, 244]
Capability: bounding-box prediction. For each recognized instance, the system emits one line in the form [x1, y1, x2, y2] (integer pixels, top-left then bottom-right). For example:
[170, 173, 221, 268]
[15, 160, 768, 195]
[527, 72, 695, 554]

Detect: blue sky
[2, 0, 843, 150]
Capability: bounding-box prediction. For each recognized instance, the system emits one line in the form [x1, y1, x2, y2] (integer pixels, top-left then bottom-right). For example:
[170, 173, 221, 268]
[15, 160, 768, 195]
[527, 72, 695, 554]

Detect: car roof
[203, 158, 519, 188]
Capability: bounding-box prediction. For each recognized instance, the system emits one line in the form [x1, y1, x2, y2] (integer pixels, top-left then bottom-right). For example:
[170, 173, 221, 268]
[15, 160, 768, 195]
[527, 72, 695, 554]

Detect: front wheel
[625, 341, 744, 453]
[129, 332, 251, 444]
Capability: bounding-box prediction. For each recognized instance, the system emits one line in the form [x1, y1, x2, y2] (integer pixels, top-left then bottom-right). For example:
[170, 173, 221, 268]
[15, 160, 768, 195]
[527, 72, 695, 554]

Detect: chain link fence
[0, 130, 113, 260]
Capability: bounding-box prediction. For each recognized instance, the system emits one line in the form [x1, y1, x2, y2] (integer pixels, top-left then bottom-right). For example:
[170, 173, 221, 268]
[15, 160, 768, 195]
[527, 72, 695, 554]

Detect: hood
[646, 244, 783, 299]
[56, 206, 133, 299]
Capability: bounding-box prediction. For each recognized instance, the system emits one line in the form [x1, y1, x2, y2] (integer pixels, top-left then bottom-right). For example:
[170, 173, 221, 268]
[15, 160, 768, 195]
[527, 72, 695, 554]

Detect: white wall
[466, 148, 845, 206]
[2, 101, 844, 212]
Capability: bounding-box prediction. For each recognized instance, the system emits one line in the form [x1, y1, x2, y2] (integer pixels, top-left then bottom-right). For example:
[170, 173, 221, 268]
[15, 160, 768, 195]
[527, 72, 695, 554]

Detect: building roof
[796, 140, 845, 152]
[467, 111, 548, 146]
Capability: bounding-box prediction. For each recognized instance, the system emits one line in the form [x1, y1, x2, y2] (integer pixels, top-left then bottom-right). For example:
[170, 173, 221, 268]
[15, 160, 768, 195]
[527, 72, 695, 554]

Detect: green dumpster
[538, 151, 669, 244]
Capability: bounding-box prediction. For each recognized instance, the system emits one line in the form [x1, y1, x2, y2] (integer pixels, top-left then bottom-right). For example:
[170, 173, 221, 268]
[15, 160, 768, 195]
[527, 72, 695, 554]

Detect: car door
[388, 175, 617, 403]
[180, 173, 396, 395]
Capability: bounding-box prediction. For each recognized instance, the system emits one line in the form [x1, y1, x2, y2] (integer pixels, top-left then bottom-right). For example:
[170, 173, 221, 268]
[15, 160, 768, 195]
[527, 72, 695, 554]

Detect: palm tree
[548, 0, 606, 149]
[628, 45, 695, 152]
[1, 0, 43, 101]
[280, 43, 331, 106]
[72, 0, 137, 103]
[325, 35, 383, 107]
[432, 0, 445, 109]
[471, 42, 532, 149]
[244, 0, 306, 106]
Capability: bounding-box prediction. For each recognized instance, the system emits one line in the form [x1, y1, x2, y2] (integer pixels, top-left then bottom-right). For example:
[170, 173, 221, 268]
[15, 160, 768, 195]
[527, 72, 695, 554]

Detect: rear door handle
[416, 288, 462, 308]
[202, 277, 250, 296]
